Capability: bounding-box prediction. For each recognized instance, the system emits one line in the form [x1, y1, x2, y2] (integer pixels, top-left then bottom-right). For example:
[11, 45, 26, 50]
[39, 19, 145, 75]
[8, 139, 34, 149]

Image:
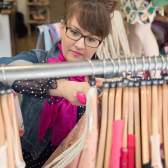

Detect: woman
[0, 1, 111, 167]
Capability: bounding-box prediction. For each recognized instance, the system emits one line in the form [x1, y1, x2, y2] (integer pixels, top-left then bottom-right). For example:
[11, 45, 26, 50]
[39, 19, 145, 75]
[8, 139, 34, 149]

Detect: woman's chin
[65, 55, 83, 62]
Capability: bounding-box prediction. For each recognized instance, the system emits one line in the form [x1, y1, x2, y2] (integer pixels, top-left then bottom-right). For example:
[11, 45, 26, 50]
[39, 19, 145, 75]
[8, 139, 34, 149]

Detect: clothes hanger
[151, 57, 163, 168]
[96, 58, 109, 168]
[131, 57, 142, 168]
[158, 83, 163, 145]
[140, 79, 150, 166]
[128, 80, 135, 168]
[162, 57, 168, 167]
[151, 79, 163, 168]
[110, 59, 124, 168]
[133, 80, 142, 168]
[103, 59, 116, 168]
[120, 79, 129, 168]
[162, 78, 168, 168]
[120, 58, 129, 168]
[104, 81, 116, 168]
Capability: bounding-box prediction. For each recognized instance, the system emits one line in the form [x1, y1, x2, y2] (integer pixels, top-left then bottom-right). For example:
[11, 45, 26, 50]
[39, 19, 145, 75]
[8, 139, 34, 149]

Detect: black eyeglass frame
[65, 26, 102, 48]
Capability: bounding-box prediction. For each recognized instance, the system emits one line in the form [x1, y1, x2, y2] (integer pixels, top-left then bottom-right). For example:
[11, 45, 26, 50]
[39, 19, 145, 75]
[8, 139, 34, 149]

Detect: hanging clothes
[43, 86, 98, 168]
[0, 88, 25, 168]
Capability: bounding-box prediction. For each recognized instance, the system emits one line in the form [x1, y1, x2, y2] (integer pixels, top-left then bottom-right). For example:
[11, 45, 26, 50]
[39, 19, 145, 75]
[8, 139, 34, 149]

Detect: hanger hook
[130, 57, 134, 75]
[87, 59, 96, 86]
[148, 56, 152, 72]
[166, 55, 168, 72]
[134, 57, 137, 73]
[125, 57, 129, 74]
[118, 58, 121, 75]
[161, 56, 165, 70]
[110, 57, 116, 75]
[103, 58, 107, 80]
[1, 65, 7, 82]
[154, 55, 158, 77]
[142, 56, 146, 72]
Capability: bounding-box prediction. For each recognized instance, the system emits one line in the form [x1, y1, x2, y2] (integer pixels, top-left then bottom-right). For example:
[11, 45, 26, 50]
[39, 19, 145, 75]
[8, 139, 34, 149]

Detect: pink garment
[120, 148, 128, 168]
[127, 135, 135, 168]
[110, 120, 124, 168]
[38, 43, 85, 146]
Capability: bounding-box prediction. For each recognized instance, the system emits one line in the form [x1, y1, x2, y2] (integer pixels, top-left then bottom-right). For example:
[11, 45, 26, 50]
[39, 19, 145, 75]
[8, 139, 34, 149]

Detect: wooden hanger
[104, 85, 116, 168]
[96, 86, 109, 168]
[128, 85, 135, 168]
[140, 85, 150, 165]
[133, 86, 142, 168]
[146, 85, 152, 144]
[109, 84, 123, 168]
[158, 85, 163, 145]
[151, 83, 162, 168]
[128, 86, 134, 136]
[152, 84, 159, 135]
[114, 85, 122, 121]
[162, 83, 168, 167]
[120, 86, 129, 168]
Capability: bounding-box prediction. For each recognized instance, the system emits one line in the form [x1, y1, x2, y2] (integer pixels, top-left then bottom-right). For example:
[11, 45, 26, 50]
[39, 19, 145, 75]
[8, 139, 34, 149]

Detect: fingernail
[76, 92, 86, 105]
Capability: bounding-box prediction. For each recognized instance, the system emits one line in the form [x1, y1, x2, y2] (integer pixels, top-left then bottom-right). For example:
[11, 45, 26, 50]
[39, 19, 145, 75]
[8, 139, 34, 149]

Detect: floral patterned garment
[121, 0, 158, 24]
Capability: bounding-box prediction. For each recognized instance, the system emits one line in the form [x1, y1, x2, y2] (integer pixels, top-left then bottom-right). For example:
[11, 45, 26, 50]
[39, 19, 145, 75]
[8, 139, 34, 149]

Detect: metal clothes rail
[0, 56, 167, 81]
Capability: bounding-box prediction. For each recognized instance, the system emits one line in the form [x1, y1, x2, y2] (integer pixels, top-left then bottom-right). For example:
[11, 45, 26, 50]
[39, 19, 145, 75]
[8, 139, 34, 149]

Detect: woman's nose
[74, 37, 85, 49]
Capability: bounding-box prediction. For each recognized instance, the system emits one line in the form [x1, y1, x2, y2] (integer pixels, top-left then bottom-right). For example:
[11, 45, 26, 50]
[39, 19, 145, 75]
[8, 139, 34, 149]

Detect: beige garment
[128, 23, 159, 57]
[1, 94, 15, 168]
[0, 103, 7, 168]
[43, 114, 87, 168]
[7, 93, 25, 168]
[77, 87, 98, 168]
[96, 11, 131, 59]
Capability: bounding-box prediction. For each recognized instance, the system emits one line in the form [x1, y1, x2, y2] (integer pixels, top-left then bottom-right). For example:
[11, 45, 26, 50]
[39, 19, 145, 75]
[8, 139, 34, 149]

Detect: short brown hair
[65, 0, 111, 39]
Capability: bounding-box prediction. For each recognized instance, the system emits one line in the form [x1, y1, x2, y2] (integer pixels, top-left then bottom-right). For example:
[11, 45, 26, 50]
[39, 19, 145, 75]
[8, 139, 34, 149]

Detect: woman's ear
[60, 19, 65, 28]
[60, 19, 66, 39]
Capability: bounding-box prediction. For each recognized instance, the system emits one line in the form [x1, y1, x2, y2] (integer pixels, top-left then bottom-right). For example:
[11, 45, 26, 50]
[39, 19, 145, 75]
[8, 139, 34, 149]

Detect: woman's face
[60, 16, 102, 61]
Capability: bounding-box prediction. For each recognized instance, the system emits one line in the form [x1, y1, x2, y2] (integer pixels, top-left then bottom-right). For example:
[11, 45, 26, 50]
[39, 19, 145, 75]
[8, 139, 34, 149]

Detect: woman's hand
[49, 79, 89, 106]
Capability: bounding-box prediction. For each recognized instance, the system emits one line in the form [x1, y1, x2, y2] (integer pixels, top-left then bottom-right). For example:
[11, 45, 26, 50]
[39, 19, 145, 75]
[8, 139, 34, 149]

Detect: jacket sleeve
[0, 50, 39, 65]
[0, 49, 47, 87]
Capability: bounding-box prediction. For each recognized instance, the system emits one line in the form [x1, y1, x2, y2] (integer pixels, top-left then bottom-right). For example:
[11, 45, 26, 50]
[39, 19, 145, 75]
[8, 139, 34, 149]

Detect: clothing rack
[0, 56, 167, 81]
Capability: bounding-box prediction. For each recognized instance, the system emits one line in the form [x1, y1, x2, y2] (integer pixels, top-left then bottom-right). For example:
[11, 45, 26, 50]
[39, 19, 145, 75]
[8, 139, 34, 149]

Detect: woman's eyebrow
[68, 24, 99, 39]
[68, 25, 81, 32]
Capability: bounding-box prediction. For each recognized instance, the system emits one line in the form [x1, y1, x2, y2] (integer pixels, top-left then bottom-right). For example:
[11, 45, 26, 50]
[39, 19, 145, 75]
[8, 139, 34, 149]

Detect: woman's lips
[71, 50, 83, 57]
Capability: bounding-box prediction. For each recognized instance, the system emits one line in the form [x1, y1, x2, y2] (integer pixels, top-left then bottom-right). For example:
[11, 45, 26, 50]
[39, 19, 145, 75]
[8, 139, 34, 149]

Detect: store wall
[0, 15, 12, 57]
[50, 0, 65, 22]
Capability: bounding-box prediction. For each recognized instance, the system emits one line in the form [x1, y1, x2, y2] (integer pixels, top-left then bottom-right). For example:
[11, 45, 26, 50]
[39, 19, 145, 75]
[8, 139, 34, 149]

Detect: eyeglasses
[65, 26, 102, 48]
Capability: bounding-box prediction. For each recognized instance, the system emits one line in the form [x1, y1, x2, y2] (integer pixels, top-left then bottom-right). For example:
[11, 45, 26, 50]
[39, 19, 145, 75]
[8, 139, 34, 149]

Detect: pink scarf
[38, 43, 85, 146]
